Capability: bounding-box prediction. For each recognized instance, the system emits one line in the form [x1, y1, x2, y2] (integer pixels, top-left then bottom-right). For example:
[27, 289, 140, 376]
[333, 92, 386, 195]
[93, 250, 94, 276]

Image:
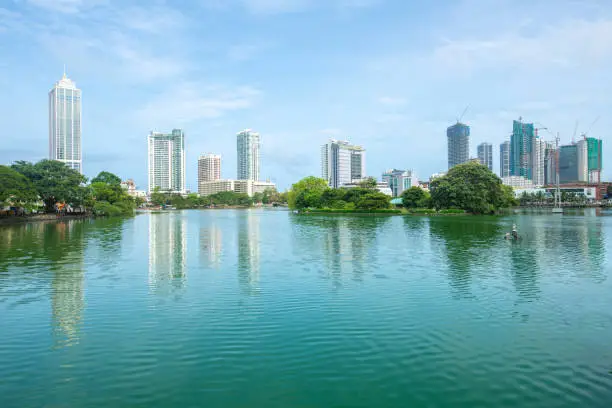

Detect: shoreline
[0, 213, 92, 226]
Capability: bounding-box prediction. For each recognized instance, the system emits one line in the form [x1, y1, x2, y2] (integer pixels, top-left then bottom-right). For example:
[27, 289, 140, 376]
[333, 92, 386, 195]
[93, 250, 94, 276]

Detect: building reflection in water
[237, 210, 260, 294]
[199, 224, 223, 268]
[48, 221, 86, 348]
[148, 213, 187, 294]
[291, 215, 389, 289]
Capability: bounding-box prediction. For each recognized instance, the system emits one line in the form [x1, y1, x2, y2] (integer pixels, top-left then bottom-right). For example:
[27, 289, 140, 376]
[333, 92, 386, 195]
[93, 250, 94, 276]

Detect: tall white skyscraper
[147, 129, 185, 194]
[237, 129, 260, 181]
[49, 71, 82, 173]
[321, 139, 366, 188]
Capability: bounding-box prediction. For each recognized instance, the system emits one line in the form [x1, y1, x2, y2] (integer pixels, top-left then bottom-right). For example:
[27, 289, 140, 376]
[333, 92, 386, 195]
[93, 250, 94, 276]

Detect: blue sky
[1, 0, 612, 190]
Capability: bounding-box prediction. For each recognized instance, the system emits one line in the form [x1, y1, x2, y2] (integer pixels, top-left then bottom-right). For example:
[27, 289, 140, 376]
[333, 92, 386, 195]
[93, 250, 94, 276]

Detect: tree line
[149, 187, 287, 209]
[288, 176, 393, 211]
[400, 162, 516, 214]
[288, 162, 516, 214]
[1, 160, 140, 216]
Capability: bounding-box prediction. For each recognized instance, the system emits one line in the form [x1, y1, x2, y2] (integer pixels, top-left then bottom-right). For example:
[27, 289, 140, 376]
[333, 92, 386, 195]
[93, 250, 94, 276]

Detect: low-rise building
[502, 176, 536, 189]
[341, 181, 392, 196]
[199, 179, 277, 197]
[199, 180, 236, 196]
[382, 169, 418, 197]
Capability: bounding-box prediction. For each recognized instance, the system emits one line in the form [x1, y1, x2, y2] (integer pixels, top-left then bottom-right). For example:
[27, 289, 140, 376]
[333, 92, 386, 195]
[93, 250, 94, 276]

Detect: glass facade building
[477, 142, 493, 171]
[447, 123, 470, 169]
[49, 73, 82, 173]
[147, 129, 186, 194]
[237, 130, 260, 181]
[510, 119, 534, 179]
[382, 169, 418, 197]
[499, 141, 510, 178]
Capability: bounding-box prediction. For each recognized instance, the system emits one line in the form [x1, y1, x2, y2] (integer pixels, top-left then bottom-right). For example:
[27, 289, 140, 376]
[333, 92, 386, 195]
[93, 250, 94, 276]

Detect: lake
[1, 209, 612, 407]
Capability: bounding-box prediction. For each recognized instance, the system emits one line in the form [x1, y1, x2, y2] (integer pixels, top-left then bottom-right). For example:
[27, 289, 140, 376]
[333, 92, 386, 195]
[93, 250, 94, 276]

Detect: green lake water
[1, 209, 612, 407]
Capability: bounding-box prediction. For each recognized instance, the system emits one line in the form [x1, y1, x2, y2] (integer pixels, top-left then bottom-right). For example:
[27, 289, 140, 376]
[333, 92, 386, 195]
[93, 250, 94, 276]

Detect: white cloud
[27, 0, 107, 13]
[121, 6, 187, 33]
[227, 42, 273, 61]
[320, 128, 343, 136]
[430, 19, 612, 74]
[136, 83, 261, 126]
[377, 96, 406, 106]
[241, 0, 310, 14]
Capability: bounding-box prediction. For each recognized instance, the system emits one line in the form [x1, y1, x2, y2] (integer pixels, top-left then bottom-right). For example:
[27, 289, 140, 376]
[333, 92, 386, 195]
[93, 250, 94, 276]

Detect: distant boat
[552, 207, 563, 214]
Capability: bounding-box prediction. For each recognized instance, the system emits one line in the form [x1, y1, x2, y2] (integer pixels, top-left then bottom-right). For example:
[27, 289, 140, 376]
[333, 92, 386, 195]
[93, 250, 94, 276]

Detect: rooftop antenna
[63, 64, 67, 79]
[572, 120, 579, 144]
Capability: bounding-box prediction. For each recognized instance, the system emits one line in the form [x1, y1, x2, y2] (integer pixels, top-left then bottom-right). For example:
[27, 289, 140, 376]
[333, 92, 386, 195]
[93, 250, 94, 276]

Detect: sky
[1, 0, 612, 191]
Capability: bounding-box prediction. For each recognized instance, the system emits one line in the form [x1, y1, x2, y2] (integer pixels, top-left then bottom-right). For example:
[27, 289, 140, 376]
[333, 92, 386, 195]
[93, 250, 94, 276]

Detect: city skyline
[1, 1, 611, 190]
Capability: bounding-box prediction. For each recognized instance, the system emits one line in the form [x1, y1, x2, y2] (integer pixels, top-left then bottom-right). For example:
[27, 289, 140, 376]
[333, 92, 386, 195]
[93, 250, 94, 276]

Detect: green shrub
[409, 208, 437, 214]
[92, 201, 123, 217]
[438, 208, 465, 214]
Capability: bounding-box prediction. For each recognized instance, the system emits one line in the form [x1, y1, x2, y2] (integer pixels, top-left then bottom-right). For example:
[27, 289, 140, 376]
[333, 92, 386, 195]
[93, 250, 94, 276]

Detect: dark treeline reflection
[0, 218, 126, 347]
[291, 215, 390, 288]
[428, 217, 504, 298]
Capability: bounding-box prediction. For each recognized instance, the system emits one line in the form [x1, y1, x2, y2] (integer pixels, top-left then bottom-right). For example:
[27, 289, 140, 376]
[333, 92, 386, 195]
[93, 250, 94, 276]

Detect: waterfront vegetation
[150, 187, 287, 209]
[289, 163, 516, 215]
[2, 160, 139, 217]
[288, 176, 394, 213]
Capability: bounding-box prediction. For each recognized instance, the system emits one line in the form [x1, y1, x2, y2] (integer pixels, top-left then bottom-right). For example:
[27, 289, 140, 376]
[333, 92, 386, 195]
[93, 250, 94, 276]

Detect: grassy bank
[296, 208, 402, 215]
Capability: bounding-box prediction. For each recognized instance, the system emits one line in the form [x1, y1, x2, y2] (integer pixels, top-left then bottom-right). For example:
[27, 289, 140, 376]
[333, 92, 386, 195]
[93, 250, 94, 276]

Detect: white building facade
[237, 129, 260, 181]
[321, 139, 366, 188]
[198, 179, 276, 197]
[382, 169, 419, 197]
[532, 138, 546, 186]
[147, 129, 186, 194]
[49, 72, 82, 173]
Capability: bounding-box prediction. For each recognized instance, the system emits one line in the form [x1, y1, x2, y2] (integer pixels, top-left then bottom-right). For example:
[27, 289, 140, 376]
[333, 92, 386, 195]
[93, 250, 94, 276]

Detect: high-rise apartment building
[147, 129, 186, 194]
[198, 154, 221, 182]
[49, 72, 82, 173]
[586, 137, 603, 183]
[237, 129, 260, 181]
[510, 119, 535, 179]
[198, 154, 222, 196]
[477, 142, 493, 171]
[544, 142, 557, 186]
[447, 123, 470, 169]
[499, 141, 510, 178]
[532, 138, 546, 186]
[321, 140, 366, 188]
[558, 141, 588, 184]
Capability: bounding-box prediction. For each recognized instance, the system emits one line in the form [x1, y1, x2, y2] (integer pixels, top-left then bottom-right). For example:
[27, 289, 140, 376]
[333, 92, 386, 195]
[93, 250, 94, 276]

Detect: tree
[252, 192, 264, 203]
[12, 160, 88, 212]
[355, 191, 391, 210]
[401, 186, 431, 208]
[430, 161, 511, 214]
[288, 177, 329, 209]
[150, 187, 167, 206]
[358, 177, 378, 189]
[606, 184, 612, 198]
[91, 171, 121, 186]
[0, 165, 39, 208]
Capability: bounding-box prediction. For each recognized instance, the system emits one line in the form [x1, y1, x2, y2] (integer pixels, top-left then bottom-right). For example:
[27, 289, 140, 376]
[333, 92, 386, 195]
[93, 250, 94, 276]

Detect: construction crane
[572, 120, 579, 144]
[456, 105, 469, 124]
[581, 116, 600, 139]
